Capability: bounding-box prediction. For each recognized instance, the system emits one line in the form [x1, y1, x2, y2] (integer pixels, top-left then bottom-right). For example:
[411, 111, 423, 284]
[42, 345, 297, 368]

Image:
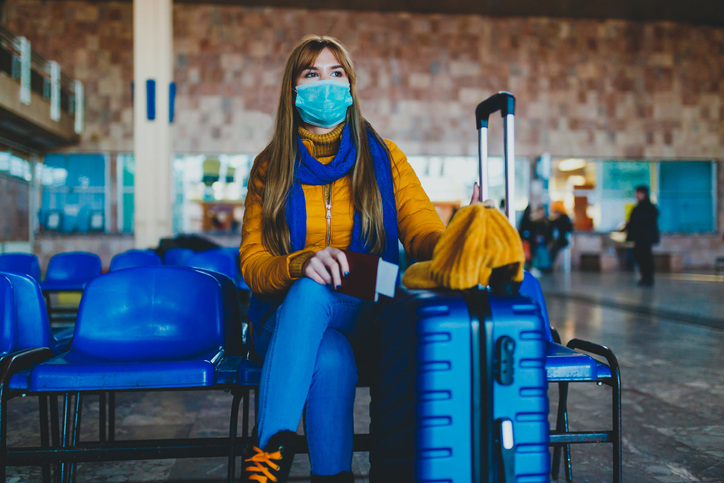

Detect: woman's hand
[469, 183, 499, 208]
[302, 247, 350, 289]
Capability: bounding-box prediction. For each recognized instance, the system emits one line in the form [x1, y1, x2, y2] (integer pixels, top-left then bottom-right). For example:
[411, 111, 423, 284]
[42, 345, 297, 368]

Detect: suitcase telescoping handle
[475, 91, 516, 226]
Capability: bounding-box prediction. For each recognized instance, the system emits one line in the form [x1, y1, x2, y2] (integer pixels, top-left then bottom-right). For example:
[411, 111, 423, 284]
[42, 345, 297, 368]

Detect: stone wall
[5, 1, 724, 160]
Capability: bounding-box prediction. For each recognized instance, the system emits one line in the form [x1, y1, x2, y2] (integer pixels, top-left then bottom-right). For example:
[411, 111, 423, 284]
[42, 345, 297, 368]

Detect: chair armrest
[566, 338, 621, 385]
[0, 348, 55, 386]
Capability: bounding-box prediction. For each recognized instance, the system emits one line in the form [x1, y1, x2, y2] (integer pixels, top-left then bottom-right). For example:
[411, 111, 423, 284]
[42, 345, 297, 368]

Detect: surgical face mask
[295, 79, 353, 129]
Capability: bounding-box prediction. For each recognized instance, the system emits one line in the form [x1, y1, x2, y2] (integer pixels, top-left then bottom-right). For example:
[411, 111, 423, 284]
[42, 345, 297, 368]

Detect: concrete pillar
[133, 0, 173, 249]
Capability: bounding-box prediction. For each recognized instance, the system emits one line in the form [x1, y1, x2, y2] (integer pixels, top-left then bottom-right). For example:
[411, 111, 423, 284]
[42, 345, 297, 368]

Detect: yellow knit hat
[402, 203, 525, 290]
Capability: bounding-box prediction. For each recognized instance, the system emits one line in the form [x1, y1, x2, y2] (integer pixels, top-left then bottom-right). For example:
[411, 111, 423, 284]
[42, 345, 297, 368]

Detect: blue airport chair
[41, 252, 102, 292]
[0, 253, 41, 281]
[40, 251, 102, 324]
[1, 272, 73, 356]
[0, 266, 255, 483]
[109, 249, 162, 271]
[0, 275, 17, 354]
[185, 248, 250, 292]
[0, 273, 60, 483]
[30, 266, 226, 391]
[519, 272, 622, 483]
[163, 247, 195, 266]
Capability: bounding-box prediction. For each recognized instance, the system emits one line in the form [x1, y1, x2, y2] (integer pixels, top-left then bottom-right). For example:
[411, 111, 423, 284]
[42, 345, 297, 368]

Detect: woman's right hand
[302, 247, 350, 289]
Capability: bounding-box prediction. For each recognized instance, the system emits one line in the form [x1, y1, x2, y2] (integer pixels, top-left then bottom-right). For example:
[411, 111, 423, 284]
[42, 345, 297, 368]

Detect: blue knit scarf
[248, 124, 399, 331]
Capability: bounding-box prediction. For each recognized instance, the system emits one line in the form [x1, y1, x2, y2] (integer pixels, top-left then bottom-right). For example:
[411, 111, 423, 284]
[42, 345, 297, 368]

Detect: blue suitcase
[370, 288, 550, 482]
[369, 93, 550, 482]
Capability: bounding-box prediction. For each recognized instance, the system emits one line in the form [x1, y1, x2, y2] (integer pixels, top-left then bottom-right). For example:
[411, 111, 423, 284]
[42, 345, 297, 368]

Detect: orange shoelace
[245, 446, 282, 482]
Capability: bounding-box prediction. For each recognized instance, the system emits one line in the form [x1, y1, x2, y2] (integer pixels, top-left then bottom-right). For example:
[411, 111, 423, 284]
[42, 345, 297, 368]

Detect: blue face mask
[295, 79, 353, 129]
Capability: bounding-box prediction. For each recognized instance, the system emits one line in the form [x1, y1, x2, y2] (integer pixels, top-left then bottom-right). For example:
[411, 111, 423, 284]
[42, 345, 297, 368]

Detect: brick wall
[6, 1, 724, 160]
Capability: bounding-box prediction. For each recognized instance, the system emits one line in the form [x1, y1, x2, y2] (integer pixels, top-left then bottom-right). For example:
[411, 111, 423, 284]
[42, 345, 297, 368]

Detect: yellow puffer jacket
[240, 126, 445, 295]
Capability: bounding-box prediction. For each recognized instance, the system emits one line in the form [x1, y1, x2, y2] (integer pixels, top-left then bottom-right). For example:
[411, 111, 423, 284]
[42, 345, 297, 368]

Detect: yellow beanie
[402, 203, 525, 290]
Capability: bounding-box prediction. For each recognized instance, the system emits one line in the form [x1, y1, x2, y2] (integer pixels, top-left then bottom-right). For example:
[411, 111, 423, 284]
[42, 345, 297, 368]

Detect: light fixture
[558, 158, 587, 172]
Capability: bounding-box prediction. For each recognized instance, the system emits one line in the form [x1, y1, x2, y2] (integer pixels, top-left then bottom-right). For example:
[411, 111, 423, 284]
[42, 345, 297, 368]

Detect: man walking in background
[626, 185, 660, 286]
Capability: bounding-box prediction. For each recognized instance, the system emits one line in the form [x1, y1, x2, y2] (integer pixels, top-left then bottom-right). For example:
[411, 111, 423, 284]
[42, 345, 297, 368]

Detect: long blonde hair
[255, 35, 387, 257]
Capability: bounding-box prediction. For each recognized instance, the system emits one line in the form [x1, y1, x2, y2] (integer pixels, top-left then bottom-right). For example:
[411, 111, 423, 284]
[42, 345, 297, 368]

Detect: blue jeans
[254, 278, 373, 476]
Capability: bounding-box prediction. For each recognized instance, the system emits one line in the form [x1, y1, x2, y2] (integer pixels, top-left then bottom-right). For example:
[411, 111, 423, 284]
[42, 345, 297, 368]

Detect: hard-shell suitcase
[369, 93, 550, 482]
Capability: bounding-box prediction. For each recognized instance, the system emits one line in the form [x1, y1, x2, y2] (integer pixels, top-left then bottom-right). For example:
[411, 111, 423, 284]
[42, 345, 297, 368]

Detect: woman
[239, 35, 479, 483]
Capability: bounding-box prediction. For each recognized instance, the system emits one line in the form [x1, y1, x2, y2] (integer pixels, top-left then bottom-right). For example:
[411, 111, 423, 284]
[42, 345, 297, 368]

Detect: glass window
[173, 154, 253, 234]
[658, 162, 715, 233]
[39, 154, 107, 233]
[408, 155, 530, 224]
[599, 161, 653, 232]
[548, 158, 716, 233]
[0, 152, 32, 181]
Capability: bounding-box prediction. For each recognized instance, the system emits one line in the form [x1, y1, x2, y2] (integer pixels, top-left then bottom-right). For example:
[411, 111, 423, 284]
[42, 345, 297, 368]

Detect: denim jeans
[254, 278, 373, 476]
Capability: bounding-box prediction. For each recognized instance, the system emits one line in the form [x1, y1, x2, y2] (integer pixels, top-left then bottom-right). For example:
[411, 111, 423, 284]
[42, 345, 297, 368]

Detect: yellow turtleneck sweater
[297, 122, 345, 162]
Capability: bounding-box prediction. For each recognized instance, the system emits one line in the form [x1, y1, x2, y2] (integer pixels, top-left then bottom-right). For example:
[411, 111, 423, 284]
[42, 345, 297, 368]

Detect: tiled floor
[6, 271, 724, 482]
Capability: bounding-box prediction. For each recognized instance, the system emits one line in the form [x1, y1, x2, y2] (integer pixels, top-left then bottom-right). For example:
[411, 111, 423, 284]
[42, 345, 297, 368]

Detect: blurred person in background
[533, 205, 552, 273]
[625, 185, 659, 286]
[548, 207, 573, 268]
[519, 205, 535, 271]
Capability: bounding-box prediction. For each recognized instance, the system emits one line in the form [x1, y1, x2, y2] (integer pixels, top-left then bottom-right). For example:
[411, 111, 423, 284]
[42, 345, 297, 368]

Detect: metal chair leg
[39, 395, 52, 483]
[50, 395, 61, 483]
[108, 392, 115, 442]
[60, 393, 72, 483]
[253, 387, 258, 426]
[0, 386, 8, 483]
[99, 392, 106, 442]
[242, 387, 250, 438]
[551, 381, 572, 481]
[562, 389, 572, 483]
[551, 382, 563, 479]
[68, 393, 82, 483]
[228, 390, 243, 483]
[612, 366, 622, 483]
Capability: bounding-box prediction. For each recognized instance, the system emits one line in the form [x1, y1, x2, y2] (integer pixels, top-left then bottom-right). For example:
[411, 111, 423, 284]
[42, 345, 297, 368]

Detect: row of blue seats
[0, 266, 260, 483]
[0, 247, 248, 285]
[0, 247, 250, 299]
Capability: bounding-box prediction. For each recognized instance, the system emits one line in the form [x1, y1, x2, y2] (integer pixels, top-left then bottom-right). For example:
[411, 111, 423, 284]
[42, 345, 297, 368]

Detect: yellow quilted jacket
[240, 126, 445, 295]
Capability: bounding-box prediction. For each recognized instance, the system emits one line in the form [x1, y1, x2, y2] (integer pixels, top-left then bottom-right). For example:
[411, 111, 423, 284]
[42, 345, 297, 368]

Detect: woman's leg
[255, 278, 370, 450]
[305, 329, 358, 476]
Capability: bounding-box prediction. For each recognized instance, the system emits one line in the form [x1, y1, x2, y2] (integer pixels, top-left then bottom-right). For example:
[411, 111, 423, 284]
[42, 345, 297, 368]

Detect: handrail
[0, 24, 78, 94]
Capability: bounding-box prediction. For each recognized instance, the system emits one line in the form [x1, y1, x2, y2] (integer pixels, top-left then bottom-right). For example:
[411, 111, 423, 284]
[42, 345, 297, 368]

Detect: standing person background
[625, 185, 660, 286]
[239, 35, 481, 483]
[548, 207, 573, 268]
[518, 205, 535, 270]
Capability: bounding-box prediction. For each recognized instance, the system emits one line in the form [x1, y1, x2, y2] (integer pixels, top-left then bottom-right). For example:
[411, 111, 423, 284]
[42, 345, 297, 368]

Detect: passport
[338, 250, 399, 302]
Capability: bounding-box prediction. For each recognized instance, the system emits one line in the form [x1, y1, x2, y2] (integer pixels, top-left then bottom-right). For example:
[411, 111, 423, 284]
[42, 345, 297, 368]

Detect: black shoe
[242, 430, 297, 483]
[637, 279, 654, 287]
[311, 472, 354, 483]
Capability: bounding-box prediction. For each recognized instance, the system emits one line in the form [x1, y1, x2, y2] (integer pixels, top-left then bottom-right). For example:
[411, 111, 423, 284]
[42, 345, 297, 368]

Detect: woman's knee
[311, 330, 358, 393]
[276, 278, 336, 332]
[283, 278, 334, 314]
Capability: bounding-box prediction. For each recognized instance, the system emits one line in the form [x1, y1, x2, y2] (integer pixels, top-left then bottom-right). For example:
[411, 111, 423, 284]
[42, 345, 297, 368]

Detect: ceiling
[164, 0, 724, 26]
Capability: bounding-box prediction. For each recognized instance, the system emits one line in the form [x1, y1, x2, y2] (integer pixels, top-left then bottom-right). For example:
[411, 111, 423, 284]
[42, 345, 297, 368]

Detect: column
[133, 0, 173, 249]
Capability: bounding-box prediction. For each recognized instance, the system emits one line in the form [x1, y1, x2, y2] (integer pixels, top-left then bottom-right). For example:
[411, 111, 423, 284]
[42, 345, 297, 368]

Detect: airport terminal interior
[0, 0, 723, 481]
